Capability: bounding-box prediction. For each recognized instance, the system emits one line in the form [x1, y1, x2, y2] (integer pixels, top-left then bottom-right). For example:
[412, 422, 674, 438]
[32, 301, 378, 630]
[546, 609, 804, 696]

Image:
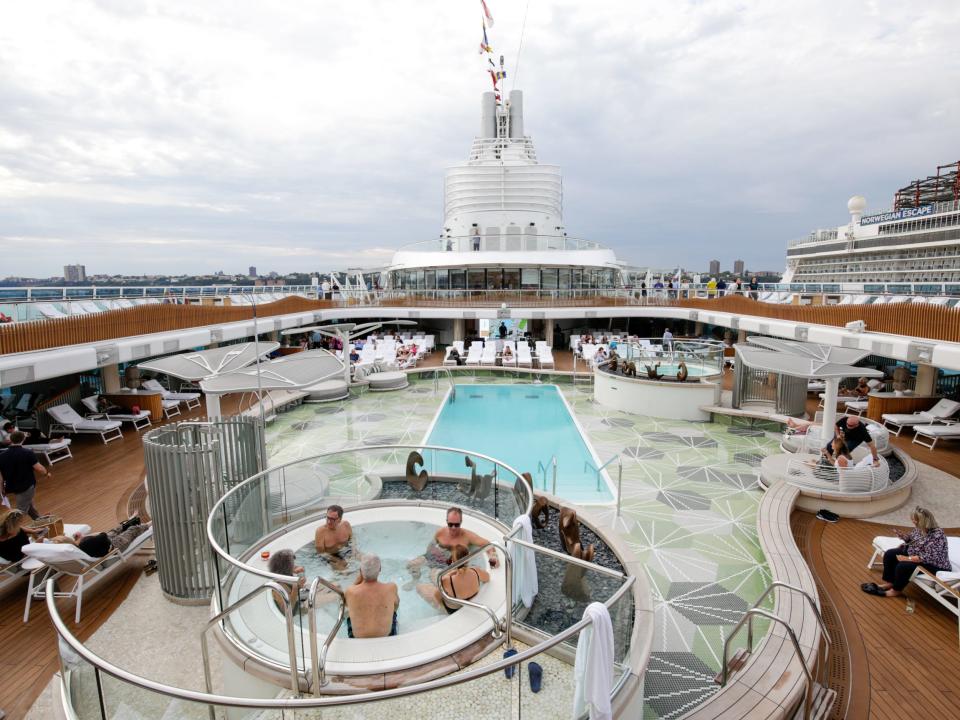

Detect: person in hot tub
[416, 544, 491, 614]
[345, 553, 399, 638]
[314, 504, 353, 570]
[409, 507, 499, 577]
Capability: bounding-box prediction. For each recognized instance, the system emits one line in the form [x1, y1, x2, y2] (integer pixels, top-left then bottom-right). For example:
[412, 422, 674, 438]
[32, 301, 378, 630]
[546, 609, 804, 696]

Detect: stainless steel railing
[536, 455, 558, 494]
[436, 541, 513, 646]
[306, 576, 347, 690]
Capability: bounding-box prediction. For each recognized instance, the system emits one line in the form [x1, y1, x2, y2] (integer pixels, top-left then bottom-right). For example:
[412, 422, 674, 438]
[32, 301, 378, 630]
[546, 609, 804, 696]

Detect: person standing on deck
[0, 431, 49, 520]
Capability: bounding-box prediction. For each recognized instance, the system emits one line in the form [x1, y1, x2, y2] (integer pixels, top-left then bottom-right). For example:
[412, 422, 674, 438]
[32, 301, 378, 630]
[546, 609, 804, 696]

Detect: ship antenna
[512, 0, 531, 91]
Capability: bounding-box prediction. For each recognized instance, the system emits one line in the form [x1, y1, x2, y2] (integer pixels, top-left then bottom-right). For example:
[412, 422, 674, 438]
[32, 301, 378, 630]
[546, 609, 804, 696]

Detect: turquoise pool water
[425, 384, 614, 503]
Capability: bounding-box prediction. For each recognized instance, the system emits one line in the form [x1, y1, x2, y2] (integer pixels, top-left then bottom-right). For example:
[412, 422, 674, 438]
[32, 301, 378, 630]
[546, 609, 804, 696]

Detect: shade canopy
[737, 337, 883, 380]
[281, 319, 417, 338]
[199, 350, 344, 394]
[137, 342, 280, 381]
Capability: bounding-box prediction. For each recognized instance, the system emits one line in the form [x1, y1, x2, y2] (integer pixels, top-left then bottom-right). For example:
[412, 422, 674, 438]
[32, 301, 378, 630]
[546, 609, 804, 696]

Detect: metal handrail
[720, 608, 815, 720]
[200, 580, 300, 718]
[747, 581, 832, 686]
[585, 453, 621, 493]
[507, 536, 626, 579]
[44, 573, 636, 712]
[436, 541, 512, 646]
[432, 366, 456, 399]
[306, 576, 347, 690]
[535, 455, 558, 494]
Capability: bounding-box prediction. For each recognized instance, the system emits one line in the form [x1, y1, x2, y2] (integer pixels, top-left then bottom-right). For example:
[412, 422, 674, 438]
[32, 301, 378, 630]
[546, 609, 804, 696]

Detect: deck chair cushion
[929, 399, 960, 418]
[22, 542, 98, 566]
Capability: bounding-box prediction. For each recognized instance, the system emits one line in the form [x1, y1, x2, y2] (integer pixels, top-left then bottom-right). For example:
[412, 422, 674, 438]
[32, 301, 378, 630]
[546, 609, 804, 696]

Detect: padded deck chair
[479, 343, 497, 366]
[22, 525, 153, 623]
[47, 404, 123, 444]
[1, 522, 91, 597]
[464, 345, 483, 366]
[517, 343, 533, 368]
[80, 396, 152, 431]
[911, 423, 960, 450]
[141, 378, 202, 411]
[538, 349, 555, 369]
[23, 438, 73, 465]
[882, 399, 960, 436]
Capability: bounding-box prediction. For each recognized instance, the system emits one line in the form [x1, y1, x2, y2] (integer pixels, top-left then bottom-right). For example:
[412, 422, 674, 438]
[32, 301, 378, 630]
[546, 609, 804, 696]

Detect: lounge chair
[517, 344, 533, 368]
[22, 525, 153, 623]
[464, 345, 483, 366]
[80, 396, 152, 431]
[844, 399, 868, 416]
[1, 522, 90, 598]
[538, 349, 555, 369]
[47, 404, 123, 445]
[23, 438, 73, 465]
[141, 379, 202, 411]
[911, 423, 960, 450]
[882, 399, 960, 436]
[479, 343, 497, 366]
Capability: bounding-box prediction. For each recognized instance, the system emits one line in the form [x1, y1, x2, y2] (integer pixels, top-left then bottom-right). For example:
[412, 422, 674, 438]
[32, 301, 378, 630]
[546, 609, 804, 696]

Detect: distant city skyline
[1, 1, 959, 277]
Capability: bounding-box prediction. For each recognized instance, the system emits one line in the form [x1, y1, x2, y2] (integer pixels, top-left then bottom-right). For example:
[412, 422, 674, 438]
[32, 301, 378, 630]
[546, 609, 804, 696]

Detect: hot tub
[220, 505, 508, 678]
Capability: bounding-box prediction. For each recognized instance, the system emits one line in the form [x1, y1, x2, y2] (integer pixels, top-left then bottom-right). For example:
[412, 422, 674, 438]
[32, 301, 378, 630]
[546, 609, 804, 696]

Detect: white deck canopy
[737, 337, 883, 434]
[137, 342, 280, 381]
[199, 350, 343, 394]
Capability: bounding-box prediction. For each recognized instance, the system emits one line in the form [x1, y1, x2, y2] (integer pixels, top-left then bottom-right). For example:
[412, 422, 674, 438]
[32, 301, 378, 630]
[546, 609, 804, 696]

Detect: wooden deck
[0, 394, 251, 719]
[793, 512, 960, 719]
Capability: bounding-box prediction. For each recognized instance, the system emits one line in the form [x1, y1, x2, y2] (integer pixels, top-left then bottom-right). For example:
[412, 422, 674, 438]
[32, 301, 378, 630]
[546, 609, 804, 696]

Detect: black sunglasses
[447, 522, 461, 528]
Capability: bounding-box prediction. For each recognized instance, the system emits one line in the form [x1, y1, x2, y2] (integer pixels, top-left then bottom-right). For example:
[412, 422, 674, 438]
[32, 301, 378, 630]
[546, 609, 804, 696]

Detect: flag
[478, 23, 492, 54]
[489, 69, 499, 89]
[481, 0, 494, 27]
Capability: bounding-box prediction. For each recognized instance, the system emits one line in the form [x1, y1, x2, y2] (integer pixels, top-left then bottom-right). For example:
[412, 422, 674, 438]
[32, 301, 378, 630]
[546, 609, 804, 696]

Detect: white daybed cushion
[22, 542, 98, 565]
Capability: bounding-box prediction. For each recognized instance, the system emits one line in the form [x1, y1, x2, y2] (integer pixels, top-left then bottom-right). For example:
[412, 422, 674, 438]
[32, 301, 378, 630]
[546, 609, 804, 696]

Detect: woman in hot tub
[416, 544, 490, 613]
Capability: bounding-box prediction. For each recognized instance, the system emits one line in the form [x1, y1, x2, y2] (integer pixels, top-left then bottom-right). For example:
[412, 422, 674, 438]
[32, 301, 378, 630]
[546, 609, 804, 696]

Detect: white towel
[572, 602, 614, 720]
[509, 514, 538, 608]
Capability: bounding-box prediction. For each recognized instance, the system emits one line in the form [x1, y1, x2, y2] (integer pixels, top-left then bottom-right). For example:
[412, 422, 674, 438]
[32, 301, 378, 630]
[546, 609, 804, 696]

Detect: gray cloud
[1, 0, 959, 277]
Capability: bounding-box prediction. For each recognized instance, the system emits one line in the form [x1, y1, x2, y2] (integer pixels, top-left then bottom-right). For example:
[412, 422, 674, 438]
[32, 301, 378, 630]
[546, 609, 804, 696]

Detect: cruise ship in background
[784, 160, 960, 296]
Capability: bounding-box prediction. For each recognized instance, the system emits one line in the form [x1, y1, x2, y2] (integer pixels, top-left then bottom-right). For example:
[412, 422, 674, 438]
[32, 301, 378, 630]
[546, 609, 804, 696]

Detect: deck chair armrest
[84, 548, 122, 573]
[912, 566, 960, 598]
[50, 421, 77, 433]
[84, 412, 107, 420]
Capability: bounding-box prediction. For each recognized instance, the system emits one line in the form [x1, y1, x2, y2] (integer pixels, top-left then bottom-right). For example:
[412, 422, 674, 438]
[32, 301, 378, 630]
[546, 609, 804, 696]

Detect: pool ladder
[536, 456, 558, 495]
[718, 581, 835, 720]
[306, 576, 347, 690]
[432, 366, 456, 399]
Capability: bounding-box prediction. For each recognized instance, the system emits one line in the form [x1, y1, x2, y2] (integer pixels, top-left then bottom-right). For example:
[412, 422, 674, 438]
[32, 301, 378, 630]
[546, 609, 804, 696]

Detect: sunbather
[51, 516, 150, 557]
[0, 508, 47, 562]
[862, 507, 950, 597]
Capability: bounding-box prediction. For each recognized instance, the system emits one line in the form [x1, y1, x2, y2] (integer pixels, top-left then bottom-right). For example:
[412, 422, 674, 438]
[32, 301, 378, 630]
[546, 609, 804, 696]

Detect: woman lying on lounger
[51, 516, 150, 557]
[862, 507, 950, 598]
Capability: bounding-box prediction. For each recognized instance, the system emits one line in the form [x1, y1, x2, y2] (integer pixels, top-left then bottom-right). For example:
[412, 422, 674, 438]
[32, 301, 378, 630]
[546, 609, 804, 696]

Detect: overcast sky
[1, 0, 959, 278]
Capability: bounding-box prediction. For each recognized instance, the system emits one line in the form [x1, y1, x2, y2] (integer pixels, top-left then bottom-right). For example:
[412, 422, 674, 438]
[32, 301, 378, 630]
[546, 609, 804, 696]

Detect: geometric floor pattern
[263, 375, 781, 719]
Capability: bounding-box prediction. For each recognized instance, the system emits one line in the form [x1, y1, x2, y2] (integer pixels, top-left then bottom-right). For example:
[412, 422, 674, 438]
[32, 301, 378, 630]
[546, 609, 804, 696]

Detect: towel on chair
[572, 601, 614, 720]
[509, 514, 538, 608]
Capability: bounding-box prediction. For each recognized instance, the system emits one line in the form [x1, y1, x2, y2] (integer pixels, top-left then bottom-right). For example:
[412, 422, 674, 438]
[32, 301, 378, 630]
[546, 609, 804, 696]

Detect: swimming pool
[425, 384, 614, 503]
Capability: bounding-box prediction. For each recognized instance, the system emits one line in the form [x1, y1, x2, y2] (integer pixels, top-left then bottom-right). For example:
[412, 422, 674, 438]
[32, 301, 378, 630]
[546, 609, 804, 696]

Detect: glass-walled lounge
[389, 266, 621, 290]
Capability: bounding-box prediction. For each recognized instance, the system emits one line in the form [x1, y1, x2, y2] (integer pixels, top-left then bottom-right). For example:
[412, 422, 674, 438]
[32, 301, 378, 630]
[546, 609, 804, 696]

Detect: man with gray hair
[344, 554, 399, 638]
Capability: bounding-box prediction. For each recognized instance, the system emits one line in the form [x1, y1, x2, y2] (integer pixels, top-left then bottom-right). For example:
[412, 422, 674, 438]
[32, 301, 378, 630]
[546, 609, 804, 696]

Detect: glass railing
[205, 445, 536, 680]
[591, 339, 725, 378]
[393, 234, 614, 254]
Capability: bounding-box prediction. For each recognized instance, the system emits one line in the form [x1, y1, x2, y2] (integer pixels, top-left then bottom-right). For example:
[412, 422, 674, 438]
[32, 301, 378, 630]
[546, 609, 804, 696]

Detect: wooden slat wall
[679, 296, 960, 343]
[0, 296, 332, 354]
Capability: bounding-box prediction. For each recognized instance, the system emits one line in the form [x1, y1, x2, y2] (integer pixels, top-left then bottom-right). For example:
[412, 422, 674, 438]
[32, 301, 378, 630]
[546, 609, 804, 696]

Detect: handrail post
[552, 456, 558, 496]
[307, 576, 347, 690]
[436, 541, 512, 646]
[615, 456, 623, 520]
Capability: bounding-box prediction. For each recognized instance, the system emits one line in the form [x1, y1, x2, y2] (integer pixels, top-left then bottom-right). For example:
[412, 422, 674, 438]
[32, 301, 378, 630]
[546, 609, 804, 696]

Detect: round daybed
[780, 417, 891, 456]
[303, 379, 350, 403]
[367, 370, 409, 391]
[759, 446, 914, 518]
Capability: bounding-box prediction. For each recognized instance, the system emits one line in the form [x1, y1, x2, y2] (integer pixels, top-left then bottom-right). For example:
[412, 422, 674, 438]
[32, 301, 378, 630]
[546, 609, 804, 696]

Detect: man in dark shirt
[826, 416, 879, 466]
[0, 431, 50, 519]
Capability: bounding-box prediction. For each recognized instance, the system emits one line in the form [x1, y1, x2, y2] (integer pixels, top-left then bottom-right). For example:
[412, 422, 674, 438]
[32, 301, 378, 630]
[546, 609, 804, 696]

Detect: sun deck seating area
[868, 535, 960, 644]
[47, 404, 124, 444]
[780, 417, 891, 456]
[882, 398, 960, 436]
[683, 481, 831, 720]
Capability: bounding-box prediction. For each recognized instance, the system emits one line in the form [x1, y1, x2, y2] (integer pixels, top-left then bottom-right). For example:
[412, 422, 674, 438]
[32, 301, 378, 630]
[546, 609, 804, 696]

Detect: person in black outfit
[0, 431, 50, 519]
[498, 321, 507, 339]
[749, 276, 759, 300]
[825, 416, 879, 465]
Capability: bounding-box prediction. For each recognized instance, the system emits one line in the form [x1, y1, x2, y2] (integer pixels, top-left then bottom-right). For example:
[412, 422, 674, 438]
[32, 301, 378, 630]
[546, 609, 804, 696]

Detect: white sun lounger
[141, 379, 202, 411]
[80, 396, 153, 431]
[23, 438, 73, 465]
[911, 423, 960, 450]
[538, 350, 555, 369]
[517, 344, 533, 368]
[464, 345, 483, 366]
[479, 343, 497, 366]
[882, 399, 960, 436]
[22, 525, 153, 622]
[1, 522, 90, 598]
[47, 404, 123, 444]
[844, 399, 869, 416]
